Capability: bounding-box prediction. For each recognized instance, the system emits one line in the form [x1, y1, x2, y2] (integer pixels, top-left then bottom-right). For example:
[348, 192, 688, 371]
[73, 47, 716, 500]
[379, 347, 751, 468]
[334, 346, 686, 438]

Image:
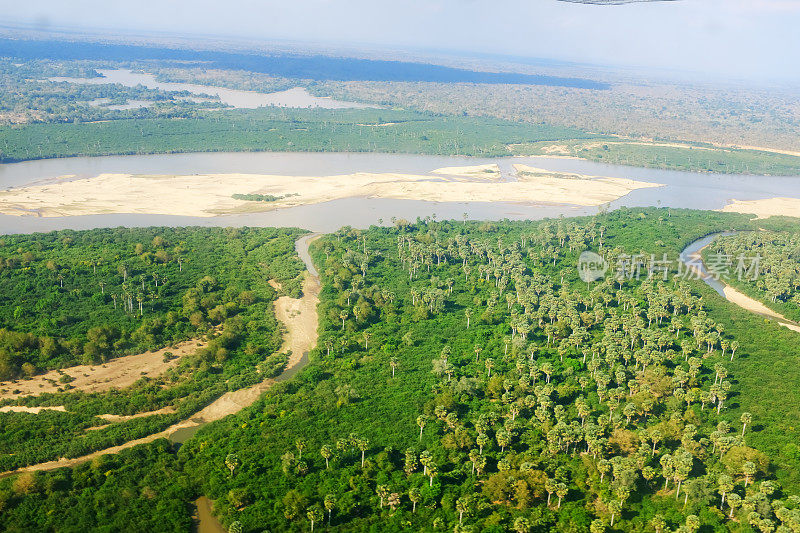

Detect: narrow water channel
[679, 232, 800, 331]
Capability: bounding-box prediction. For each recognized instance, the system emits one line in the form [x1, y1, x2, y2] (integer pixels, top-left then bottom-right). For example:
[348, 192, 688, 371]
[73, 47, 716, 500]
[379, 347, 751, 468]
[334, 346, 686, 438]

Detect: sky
[2, 0, 799, 82]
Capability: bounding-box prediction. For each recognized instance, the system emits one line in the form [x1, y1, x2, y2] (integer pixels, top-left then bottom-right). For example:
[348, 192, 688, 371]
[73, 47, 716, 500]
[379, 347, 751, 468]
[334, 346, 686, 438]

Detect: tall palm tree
[324, 494, 336, 525]
[416, 415, 427, 441]
[320, 445, 332, 470]
[307, 506, 322, 532]
[408, 487, 421, 513]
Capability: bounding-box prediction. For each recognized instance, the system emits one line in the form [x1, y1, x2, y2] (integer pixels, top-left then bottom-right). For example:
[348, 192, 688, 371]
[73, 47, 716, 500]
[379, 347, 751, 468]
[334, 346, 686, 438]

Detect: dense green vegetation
[695, 281, 800, 491]
[0, 226, 306, 470]
[171, 209, 800, 532]
[0, 106, 592, 162]
[4, 210, 800, 532]
[511, 140, 800, 176]
[0, 226, 304, 376]
[0, 441, 193, 532]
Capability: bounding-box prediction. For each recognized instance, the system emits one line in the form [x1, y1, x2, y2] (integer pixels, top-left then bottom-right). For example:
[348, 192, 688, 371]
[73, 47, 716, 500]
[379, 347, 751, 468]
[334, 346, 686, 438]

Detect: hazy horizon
[1, 0, 798, 84]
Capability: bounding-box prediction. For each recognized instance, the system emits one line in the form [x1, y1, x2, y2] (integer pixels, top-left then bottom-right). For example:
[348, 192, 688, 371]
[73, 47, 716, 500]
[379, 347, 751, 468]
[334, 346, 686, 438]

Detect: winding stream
[680, 233, 800, 332]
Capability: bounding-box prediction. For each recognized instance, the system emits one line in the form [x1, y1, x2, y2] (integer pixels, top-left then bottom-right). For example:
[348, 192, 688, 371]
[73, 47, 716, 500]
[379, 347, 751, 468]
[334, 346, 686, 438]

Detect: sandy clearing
[717, 144, 800, 158]
[515, 164, 597, 180]
[431, 164, 501, 179]
[0, 405, 66, 414]
[719, 197, 800, 219]
[581, 140, 723, 152]
[0, 168, 661, 218]
[0, 336, 209, 401]
[96, 406, 176, 422]
[0, 261, 321, 476]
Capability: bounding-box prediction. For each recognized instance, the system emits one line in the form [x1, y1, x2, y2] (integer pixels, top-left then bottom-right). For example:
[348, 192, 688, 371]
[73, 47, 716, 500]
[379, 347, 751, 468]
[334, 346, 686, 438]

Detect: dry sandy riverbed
[0, 165, 662, 218]
[719, 197, 800, 219]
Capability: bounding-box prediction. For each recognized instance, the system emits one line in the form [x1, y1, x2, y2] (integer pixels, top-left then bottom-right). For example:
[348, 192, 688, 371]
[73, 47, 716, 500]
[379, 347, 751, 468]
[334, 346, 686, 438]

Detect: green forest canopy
[3, 210, 800, 531]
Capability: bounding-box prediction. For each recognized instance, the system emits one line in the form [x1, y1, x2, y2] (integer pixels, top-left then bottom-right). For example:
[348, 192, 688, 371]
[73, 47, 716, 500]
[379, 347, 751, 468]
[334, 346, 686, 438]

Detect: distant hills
[0, 38, 609, 90]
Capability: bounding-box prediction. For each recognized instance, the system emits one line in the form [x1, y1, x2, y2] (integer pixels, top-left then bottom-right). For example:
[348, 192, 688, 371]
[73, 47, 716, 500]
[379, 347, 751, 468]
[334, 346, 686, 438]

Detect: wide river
[1, 151, 799, 234]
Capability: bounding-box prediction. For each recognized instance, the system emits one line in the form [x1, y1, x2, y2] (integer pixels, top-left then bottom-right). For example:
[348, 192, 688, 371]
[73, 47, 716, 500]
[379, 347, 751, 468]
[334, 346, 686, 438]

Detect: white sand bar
[719, 197, 800, 219]
[0, 167, 663, 218]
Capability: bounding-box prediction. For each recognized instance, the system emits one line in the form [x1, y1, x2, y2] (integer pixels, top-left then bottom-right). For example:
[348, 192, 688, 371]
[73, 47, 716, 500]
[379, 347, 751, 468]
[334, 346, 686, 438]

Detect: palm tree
[608, 500, 622, 527]
[320, 445, 332, 469]
[740, 412, 752, 436]
[556, 482, 568, 508]
[339, 309, 349, 329]
[225, 453, 240, 476]
[742, 461, 757, 488]
[730, 340, 740, 361]
[376, 485, 389, 508]
[427, 463, 438, 486]
[324, 494, 335, 526]
[545, 478, 556, 506]
[477, 433, 490, 455]
[408, 487, 421, 513]
[455, 496, 470, 523]
[496, 429, 511, 453]
[726, 493, 741, 518]
[356, 436, 369, 467]
[717, 474, 734, 510]
[389, 357, 398, 377]
[416, 415, 427, 441]
[307, 506, 322, 532]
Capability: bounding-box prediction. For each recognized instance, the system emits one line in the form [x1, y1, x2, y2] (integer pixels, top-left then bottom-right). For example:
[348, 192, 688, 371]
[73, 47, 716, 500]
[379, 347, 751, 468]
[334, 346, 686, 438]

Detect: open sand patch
[0, 167, 662, 218]
[96, 406, 177, 422]
[719, 197, 800, 219]
[0, 405, 67, 414]
[431, 164, 501, 179]
[721, 286, 800, 333]
[0, 336, 208, 401]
